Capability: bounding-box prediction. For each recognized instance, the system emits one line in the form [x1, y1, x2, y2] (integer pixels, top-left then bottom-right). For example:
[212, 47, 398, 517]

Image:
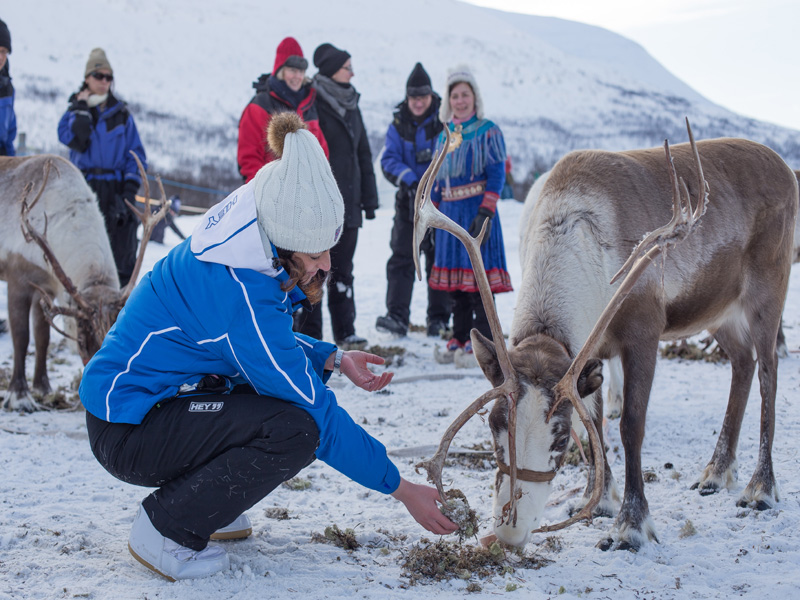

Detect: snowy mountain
[5, 0, 800, 202]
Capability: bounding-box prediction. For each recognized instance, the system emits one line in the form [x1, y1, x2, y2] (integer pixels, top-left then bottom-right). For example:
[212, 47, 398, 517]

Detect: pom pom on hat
[439, 64, 484, 123]
[253, 112, 345, 254]
[85, 47, 113, 77]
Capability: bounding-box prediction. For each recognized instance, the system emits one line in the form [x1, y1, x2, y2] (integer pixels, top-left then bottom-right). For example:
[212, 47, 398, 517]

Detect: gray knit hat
[253, 113, 344, 253]
[85, 47, 113, 77]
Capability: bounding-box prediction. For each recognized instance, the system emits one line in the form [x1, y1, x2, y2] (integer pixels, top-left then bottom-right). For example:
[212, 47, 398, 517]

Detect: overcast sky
[463, 0, 799, 131]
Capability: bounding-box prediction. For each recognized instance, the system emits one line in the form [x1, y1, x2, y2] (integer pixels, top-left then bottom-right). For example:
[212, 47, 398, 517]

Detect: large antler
[534, 118, 709, 534]
[413, 125, 527, 525]
[20, 159, 94, 317]
[119, 151, 170, 300]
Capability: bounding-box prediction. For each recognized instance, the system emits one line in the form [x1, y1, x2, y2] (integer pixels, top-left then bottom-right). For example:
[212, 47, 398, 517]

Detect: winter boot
[376, 314, 408, 337]
[128, 505, 229, 581]
[210, 513, 252, 540]
[336, 334, 368, 351]
[426, 319, 449, 338]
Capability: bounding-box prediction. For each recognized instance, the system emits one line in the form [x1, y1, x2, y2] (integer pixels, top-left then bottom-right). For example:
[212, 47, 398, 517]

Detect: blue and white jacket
[79, 181, 401, 494]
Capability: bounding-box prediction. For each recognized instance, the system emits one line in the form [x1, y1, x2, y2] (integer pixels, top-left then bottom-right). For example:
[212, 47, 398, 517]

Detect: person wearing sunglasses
[58, 47, 147, 287]
[299, 43, 378, 349]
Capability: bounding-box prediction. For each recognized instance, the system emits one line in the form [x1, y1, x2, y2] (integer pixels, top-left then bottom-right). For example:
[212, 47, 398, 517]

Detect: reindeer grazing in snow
[528, 166, 800, 420]
[0, 154, 167, 411]
[414, 121, 797, 551]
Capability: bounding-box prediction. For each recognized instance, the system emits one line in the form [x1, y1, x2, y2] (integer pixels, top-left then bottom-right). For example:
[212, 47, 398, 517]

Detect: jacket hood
[190, 181, 279, 276]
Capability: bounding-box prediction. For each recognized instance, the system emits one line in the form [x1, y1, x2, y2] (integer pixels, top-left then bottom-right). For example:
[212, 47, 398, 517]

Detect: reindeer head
[53, 284, 126, 364]
[473, 331, 603, 545]
[414, 118, 708, 547]
[21, 156, 169, 365]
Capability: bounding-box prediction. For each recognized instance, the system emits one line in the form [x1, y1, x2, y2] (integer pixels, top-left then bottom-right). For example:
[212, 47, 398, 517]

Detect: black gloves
[468, 207, 494, 244]
[420, 228, 435, 253]
[115, 179, 139, 225]
[406, 180, 419, 212]
[364, 208, 376, 220]
[399, 180, 419, 222]
[123, 179, 139, 206]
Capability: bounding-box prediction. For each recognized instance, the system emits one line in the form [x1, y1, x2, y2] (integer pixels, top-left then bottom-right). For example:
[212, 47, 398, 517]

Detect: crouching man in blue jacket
[79, 113, 457, 581]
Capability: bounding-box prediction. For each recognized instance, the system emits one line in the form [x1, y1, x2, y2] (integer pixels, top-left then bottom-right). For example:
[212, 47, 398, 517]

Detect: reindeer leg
[31, 291, 52, 399]
[572, 389, 620, 519]
[3, 280, 38, 411]
[738, 312, 781, 509]
[691, 326, 753, 496]
[598, 339, 660, 551]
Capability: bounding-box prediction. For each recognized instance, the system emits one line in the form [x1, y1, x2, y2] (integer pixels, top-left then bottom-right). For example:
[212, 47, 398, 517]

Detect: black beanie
[406, 62, 432, 97]
[313, 43, 351, 78]
[0, 19, 10, 54]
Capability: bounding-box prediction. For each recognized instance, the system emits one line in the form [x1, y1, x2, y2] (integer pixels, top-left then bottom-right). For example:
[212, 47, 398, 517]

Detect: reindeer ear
[577, 358, 603, 398]
[471, 329, 504, 387]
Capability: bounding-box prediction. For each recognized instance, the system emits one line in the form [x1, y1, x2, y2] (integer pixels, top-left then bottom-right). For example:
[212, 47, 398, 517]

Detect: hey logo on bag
[189, 401, 224, 412]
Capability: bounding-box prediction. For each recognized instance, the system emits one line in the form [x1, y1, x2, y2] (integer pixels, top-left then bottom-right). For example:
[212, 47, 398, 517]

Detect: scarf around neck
[312, 74, 359, 118]
[269, 74, 308, 109]
[87, 93, 108, 108]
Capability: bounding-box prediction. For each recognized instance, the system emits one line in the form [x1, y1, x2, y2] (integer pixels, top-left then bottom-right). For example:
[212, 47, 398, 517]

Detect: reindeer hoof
[737, 498, 773, 511]
[596, 536, 647, 552]
[596, 537, 614, 551]
[615, 540, 640, 552]
[696, 481, 720, 496]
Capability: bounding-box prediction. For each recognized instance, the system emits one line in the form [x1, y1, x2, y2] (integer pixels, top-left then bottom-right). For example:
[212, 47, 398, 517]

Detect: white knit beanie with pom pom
[253, 113, 344, 253]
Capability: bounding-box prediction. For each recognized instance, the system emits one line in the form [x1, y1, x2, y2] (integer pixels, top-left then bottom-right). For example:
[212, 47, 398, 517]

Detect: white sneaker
[210, 513, 252, 540]
[128, 505, 229, 581]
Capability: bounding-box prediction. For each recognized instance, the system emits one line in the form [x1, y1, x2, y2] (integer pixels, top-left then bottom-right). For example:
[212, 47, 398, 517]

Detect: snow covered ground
[2, 197, 800, 599]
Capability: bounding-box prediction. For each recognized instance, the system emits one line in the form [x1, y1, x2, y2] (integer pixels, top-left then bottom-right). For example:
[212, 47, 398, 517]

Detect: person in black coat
[297, 43, 379, 348]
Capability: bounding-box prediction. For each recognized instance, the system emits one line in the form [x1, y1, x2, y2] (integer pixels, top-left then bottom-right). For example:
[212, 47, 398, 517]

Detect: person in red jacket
[237, 37, 328, 183]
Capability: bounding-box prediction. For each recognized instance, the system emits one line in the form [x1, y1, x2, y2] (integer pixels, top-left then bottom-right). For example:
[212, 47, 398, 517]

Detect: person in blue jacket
[0, 18, 16, 157]
[79, 113, 456, 581]
[376, 62, 451, 338]
[58, 48, 146, 287]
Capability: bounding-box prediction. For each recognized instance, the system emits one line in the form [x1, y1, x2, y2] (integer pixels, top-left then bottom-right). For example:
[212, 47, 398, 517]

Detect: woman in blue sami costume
[429, 64, 512, 353]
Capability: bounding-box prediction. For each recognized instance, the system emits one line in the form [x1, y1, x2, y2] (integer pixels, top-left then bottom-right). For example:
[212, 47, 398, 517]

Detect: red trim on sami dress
[429, 266, 513, 293]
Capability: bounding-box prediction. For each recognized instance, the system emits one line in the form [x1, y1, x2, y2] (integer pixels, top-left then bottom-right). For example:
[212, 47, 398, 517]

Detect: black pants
[294, 226, 360, 342]
[86, 391, 319, 551]
[88, 178, 138, 287]
[451, 290, 492, 344]
[385, 191, 451, 326]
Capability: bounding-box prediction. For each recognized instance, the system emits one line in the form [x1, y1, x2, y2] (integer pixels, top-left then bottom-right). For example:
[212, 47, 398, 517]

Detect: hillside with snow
[5, 0, 800, 202]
